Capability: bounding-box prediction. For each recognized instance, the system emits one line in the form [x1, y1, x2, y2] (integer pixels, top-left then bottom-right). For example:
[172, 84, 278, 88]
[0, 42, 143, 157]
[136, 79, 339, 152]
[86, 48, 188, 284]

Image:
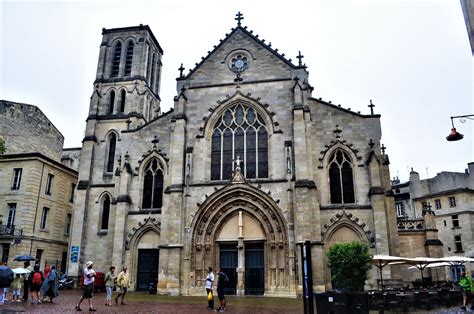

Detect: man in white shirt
[75, 261, 96, 312]
[201, 267, 214, 310]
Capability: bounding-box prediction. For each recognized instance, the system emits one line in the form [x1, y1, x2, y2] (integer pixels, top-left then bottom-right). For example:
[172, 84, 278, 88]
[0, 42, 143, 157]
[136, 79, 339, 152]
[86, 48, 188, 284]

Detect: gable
[180, 27, 306, 87]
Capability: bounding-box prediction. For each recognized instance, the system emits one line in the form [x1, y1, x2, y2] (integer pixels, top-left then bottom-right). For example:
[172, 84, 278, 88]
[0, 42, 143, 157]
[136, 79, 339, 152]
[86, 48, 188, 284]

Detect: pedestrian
[104, 266, 116, 306]
[11, 273, 23, 303]
[30, 265, 43, 305]
[215, 268, 229, 312]
[459, 270, 472, 310]
[75, 261, 96, 312]
[199, 266, 214, 310]
[115, 266, 130, 305]
[43, 263, 50, 279]
[40, 265, 59, 303]
[23, 261, 33, 302]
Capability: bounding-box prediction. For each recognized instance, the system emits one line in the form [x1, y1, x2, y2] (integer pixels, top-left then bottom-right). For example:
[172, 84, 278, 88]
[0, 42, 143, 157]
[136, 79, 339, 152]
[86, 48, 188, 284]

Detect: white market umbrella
[436, 256, 474, 266]
[12, 268, 30, 275]
[407, 262, 451, 270]
[404, 257, 439, 282]
[372, 255, 408, 290]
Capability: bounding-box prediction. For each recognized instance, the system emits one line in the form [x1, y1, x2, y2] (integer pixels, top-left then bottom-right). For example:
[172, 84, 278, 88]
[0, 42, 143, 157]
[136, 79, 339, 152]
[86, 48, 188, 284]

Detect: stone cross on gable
[297, 51, 304, 66]
[235, 11, 244, 26]
[381, 144, 386, 155]
[178, 63, 185, 78]
[368, 99, 375, 115]
[368, 139, 375, 149]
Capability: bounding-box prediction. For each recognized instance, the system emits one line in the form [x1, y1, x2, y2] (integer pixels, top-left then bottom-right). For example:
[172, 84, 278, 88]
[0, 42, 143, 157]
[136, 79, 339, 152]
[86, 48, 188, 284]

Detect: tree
[0, 138, 5, 155]
[326, 241, 372, 292]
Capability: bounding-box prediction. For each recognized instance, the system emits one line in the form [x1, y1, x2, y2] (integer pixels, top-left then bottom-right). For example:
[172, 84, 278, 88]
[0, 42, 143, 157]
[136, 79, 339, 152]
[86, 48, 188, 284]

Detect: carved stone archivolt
[318, 140, 363, 169]
[125, 215, 161, 250]
[321, 211, 373, 246]
[190, 181, 289, 290]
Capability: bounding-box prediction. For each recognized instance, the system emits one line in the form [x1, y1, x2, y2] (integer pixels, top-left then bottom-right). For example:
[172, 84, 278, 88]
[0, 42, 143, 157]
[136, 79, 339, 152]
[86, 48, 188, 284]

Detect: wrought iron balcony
[397, 219, 425, 231]
[0, 225, 23, 237]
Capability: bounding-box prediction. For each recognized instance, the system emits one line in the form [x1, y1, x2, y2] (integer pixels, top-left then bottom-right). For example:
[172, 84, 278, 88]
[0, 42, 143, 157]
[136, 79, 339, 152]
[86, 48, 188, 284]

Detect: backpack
[32, 272, 42, 285]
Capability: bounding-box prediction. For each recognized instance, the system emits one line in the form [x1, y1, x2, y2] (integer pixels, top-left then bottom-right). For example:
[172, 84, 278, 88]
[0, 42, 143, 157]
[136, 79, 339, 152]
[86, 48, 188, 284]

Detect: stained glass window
[329, 149, 354, 204]
[142, 159, 164, 209]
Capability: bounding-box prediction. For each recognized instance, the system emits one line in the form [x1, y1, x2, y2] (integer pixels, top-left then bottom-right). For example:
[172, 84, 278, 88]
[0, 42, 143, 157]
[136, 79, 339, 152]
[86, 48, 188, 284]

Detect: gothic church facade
[68, 17, 400, 296]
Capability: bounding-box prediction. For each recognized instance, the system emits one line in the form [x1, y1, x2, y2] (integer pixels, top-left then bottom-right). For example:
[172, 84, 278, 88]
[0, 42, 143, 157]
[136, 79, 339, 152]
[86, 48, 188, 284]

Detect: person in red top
[43, 263, 50, 279]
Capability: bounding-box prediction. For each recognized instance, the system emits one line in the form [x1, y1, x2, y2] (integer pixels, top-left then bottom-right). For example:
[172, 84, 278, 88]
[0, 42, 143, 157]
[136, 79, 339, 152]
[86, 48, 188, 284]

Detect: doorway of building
[219, 242, 237, 295]
[136, 249, 159, 291]
[245, 242, 264, 295]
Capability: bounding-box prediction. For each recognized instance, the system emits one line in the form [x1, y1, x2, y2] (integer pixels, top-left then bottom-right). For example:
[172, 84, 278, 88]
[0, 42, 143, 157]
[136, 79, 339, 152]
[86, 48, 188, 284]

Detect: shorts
[13, 289, 20, 296]
[83, 284, 94, 299]
[462, 290, 469, 298]
[30, 283, 41, 292]
[217, 288, 225, 301]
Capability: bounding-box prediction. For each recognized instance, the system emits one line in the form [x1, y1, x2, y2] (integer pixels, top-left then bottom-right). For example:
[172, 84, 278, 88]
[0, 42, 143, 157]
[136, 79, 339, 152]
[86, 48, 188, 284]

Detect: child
[11, 274, 22, 303]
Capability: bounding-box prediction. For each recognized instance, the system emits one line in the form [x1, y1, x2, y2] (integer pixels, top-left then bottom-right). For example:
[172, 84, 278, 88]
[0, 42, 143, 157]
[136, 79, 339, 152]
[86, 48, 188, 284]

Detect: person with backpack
[30, 265, 43, 305]
[215, 268, 229, 312]
[459, 270, 473, 310]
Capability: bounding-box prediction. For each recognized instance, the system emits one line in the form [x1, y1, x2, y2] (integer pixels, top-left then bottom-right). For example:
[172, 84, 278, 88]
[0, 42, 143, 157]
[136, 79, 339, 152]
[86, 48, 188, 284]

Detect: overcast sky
[1, 0, 472, 182]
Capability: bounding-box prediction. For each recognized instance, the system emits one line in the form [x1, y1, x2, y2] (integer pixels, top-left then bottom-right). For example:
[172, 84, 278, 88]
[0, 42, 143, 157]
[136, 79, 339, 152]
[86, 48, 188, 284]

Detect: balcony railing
[397, 219, 425, 231]
[0, 225, 23, 237]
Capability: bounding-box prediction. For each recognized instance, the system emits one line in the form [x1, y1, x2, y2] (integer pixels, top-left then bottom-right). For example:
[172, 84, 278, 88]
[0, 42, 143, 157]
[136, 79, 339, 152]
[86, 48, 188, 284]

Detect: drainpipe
[29, 162, 45, 256]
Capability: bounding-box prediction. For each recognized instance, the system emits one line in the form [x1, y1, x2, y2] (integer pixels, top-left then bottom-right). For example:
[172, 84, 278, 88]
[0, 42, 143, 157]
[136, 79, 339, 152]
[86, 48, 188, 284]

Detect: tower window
[111, 42, 122, 77]
[119, 90, 126, 113]
[329, 149, 355, 204]
[454, 235, 463, 252]
[449, 196, 456, 207]
[12, 168, 22, 190]
[142, 158, 164, 209]
[396, 203, 405, 218]
[452, 215, 460, 228]
[150, 53, 156, 91]
[101, 195, 110, 230]
[106, 133, 116, 173]
[109, 91, 115, 114]
[210, 104, 268, 180]
[124, 41, 134, 76]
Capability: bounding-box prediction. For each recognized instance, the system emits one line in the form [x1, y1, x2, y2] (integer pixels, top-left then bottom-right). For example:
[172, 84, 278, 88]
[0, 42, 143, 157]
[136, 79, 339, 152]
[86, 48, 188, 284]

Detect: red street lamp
[446, 115, 474, 141]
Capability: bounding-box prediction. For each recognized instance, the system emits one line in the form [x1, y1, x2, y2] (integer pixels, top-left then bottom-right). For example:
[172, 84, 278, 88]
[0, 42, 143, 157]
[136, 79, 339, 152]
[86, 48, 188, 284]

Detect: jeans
[106, 286, 113, 301]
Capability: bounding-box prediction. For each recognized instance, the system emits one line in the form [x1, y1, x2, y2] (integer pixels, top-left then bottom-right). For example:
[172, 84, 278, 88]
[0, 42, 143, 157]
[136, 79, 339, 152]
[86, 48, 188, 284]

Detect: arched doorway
[190, 183, 290, 296]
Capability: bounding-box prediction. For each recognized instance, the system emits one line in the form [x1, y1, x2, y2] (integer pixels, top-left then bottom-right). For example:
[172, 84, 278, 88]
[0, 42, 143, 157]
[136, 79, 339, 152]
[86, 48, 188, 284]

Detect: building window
[119, 90, 126, 113]
[210, 104, 268, 180]
[1, 244, 9, 263]
[329, 149, 355, 204]
[142, 158, 164, 209]
[395, 202, 405, 218]
[12, 168, 22, 190]
[449, 196, 456, 207]
[454, 235, 463, 252]
[45, 174, 54, 195]
[106, 133, 116, 173]
[452, 215, 459, 228]
[108, 91, 115, 114]
[6, 203, 16, 227]
[434, 199, 441, 209]
[70, 183, 76, 203]
[124, 41, 134, 76]
[65, 213, 72, 235]
[40, 207, 49, 230]
[111, 42, 122, 77]
[149, 53, 156, 91]
[443, 220, 447, 227]
[35, 249, 43, 265]
[101, 195, 110, 230]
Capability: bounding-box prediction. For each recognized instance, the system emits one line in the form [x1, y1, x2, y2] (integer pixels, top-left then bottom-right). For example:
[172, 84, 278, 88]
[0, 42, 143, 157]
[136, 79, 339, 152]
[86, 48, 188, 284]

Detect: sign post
[301, 240, 314, 314]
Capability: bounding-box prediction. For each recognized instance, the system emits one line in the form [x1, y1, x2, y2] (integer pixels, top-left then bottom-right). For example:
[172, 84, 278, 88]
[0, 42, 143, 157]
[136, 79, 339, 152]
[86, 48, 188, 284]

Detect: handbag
[207, 291, 213, 301]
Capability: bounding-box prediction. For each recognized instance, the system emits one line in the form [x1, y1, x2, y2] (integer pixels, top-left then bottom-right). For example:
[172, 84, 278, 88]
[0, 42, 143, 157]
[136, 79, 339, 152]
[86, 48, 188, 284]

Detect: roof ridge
[177, 25, 307, 81]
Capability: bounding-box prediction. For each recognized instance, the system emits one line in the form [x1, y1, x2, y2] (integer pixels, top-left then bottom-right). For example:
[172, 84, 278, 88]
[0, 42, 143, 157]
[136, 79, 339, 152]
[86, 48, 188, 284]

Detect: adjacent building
[0, 100, 78, 272]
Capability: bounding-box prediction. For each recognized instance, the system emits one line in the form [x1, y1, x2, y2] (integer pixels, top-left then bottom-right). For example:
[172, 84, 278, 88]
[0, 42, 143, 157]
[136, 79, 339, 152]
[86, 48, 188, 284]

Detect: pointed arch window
[210, 104, 268, 180]
[101, 195, 110, 230]
[111, 42, 122, 77]
[124, 41, 134, 76]
[149, 53, 156, 91]
[329, 149, 355, 204]
[108, 91, 115, 114]
[142, 158, 164, 209]
[106, 133, 116, 173]
[119, 90, 126, 112]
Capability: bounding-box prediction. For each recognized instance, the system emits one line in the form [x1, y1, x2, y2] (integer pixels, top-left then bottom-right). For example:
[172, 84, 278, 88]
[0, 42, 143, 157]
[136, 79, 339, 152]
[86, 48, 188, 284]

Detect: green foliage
[0, 138, 5, 155]
[326, 241, 372, 292]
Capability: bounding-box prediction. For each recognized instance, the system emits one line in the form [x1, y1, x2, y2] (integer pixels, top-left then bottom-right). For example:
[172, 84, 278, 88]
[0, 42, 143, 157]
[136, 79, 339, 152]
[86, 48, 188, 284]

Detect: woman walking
[104, 266, 116, 306]
[115, 266, 130, 305]
[40, 265, 59, 303]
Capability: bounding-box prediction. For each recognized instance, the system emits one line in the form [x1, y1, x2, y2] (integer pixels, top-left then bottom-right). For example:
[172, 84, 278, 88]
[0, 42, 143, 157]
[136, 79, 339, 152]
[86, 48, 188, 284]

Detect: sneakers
[89, 308, 97, 312]
[75, 305, 83, 311]
[461, 306, 466, 310]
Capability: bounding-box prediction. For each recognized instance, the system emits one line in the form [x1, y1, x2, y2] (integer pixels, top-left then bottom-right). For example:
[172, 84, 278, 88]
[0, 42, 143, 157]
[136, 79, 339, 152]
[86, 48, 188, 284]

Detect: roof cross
[368, 139, 375, 149]
[381, 144, 386, 155]
[235, 11, 244, 26]
[178, 63, 185, 78]
[297, 51, 304, 66]
[368, 99, 375, 115]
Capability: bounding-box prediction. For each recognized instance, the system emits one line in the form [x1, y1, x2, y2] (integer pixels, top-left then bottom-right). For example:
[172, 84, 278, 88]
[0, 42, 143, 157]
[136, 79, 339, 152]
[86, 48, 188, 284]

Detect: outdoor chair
[384, 292, 400, 311]
[415, 291, 432, 310]
[369, 291, 385, 311]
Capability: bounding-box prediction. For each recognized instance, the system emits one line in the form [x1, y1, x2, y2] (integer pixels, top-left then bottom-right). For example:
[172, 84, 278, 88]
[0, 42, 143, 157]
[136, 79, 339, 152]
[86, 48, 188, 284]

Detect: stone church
[68, 14, 400, 296]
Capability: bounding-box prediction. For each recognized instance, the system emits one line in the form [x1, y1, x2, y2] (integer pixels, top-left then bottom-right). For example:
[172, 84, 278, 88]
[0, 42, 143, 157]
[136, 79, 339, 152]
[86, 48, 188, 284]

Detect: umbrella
[12, 268, 31, 275]
[13, 255, 35, 262]
[436, 256, 474, 265]
[0, 266, 14, 288]
[372, 255, 408, 290]
[404, 257, 439, 283]
[407, 262, 451, 270]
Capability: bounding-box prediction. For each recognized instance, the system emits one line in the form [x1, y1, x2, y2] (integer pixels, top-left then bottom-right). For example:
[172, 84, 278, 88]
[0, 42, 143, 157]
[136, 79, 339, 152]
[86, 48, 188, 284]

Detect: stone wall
[0, 100, 64, 161]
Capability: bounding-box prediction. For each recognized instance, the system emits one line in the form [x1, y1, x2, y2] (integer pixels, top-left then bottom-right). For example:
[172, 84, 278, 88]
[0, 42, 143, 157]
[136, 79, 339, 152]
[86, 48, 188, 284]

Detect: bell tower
[88, 24, 163, 125]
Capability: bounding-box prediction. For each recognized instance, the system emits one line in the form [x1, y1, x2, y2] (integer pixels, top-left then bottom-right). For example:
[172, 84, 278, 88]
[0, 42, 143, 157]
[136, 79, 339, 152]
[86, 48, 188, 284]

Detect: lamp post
[446, 114, 474, 141]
